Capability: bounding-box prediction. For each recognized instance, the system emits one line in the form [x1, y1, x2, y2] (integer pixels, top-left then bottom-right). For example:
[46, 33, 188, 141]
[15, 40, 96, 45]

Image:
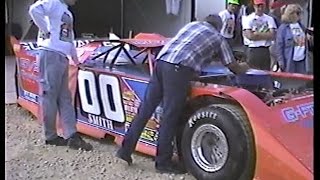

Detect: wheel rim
[190, 124, 229, 172]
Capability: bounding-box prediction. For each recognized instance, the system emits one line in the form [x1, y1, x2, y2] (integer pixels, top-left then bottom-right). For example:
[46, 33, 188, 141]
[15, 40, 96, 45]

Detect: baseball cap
[228, 0, 240, 5]
[253, 0, 266, 5]
[270, 1, 286, 9]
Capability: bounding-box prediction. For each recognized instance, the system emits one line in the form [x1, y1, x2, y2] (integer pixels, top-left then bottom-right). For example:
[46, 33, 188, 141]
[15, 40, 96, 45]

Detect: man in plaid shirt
[116, 14, 250, 174]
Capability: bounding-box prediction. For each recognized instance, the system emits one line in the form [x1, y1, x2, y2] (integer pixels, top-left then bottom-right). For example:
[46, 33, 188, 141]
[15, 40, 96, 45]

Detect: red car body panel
[10, 36, 313, 180]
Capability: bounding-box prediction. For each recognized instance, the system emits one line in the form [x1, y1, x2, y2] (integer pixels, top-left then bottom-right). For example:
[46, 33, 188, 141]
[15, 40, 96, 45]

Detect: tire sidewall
[182, 105, 251, 180]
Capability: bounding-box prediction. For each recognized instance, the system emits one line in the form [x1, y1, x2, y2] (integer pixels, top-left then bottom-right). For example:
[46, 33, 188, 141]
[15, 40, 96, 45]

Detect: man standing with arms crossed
[116, 14, 250, 174]
[242, 0, 277, 70]
[29, 0, 92, 151]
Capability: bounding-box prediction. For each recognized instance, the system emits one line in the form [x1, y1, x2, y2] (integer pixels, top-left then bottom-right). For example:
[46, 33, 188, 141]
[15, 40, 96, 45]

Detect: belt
[158, 60, 196, 73]
[248, 46, 270, 48]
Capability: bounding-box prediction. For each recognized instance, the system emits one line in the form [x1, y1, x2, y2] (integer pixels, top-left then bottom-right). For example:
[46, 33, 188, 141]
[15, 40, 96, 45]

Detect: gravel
[5, 105, 196, 180]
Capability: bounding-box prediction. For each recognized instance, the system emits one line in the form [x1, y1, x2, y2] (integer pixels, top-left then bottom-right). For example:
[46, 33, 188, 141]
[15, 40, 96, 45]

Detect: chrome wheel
[191, 124, 229, 172]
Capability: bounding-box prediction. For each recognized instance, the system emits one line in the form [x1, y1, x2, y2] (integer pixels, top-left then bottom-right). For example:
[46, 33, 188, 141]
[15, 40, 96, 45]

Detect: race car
[10, 34, 313, 180]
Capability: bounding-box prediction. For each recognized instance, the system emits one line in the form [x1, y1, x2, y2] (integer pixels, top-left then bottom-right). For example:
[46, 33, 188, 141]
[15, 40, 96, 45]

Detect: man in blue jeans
[116, 14, 250, 174]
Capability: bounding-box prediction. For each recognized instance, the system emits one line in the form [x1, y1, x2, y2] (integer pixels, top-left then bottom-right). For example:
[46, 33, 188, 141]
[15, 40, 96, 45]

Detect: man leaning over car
[116, 14, 251, 174]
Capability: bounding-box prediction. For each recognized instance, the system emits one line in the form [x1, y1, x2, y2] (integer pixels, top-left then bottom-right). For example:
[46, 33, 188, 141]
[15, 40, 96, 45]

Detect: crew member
[29, 0, 92, 151]
[116, 14, 250, 174]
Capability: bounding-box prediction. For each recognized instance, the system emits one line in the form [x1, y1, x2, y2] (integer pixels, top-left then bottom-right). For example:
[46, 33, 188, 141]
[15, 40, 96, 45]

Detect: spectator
[268, 1, 286, 71]
[242, 0, 277, 70]
[218, 0, 240, 47]
[276, 4, 310, 74]
[241, 3, 255, 53]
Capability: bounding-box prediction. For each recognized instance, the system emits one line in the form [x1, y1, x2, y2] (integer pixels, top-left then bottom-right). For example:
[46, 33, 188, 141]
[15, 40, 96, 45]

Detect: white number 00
[77, 70, 125, 123]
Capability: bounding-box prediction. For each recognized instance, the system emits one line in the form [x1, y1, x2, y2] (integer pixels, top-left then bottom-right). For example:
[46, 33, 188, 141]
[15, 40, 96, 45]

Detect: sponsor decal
[20, 40, 112, 51]
[141, 128, 158, 142]
[19, 58, 39, 73]
[22, 90, 39, 104]
[282, 103, 314, 123]
[87, 114, 114, 130]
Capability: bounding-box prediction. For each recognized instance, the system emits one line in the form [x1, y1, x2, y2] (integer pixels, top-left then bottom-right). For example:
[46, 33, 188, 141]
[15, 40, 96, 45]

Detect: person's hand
[72, 55, 80, 65]
[308, 27, 314, 31]
[307, 33, 313, 41]
[77, 63, 86, 70]
[226, 61, 251, 75]
[72, 56, 85, 69]
[238, 62, 251, 73]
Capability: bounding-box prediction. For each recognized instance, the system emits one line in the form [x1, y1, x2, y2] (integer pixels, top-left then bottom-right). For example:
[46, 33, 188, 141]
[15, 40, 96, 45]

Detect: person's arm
[253, 16, 277, 40]
[219, 11, 227, 24]
[28, 0, 54, 35]
[252, 28, 275, 40]
[219, 39, 250, 74]
[242, 16, 261, 41]
[70, 31, 80, 65]
[244, 27, 276, 40]
[243, 16, 276, 41]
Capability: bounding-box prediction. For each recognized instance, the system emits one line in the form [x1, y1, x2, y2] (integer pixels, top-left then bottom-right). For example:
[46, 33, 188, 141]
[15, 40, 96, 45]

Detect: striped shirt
[156, 21, 235, 72]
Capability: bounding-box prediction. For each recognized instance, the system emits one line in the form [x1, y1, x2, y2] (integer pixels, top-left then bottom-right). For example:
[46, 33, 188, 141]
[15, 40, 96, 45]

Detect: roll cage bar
[90, 38, 169, 75]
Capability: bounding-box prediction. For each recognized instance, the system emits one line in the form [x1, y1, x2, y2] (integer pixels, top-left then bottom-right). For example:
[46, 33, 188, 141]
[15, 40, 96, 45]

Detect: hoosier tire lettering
[188, 110, 217, 128]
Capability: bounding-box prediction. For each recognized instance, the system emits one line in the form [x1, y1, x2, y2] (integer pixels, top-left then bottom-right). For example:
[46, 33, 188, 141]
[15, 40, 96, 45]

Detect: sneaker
[156, 161, 187, 174]
[67, 133, 93, 151]
[45, 136, 68, 146]
[115, 149, 133, 165]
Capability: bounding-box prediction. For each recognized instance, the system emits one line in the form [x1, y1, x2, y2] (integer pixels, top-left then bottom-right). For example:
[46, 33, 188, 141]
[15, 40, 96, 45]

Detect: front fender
[190, 85, 312, 180]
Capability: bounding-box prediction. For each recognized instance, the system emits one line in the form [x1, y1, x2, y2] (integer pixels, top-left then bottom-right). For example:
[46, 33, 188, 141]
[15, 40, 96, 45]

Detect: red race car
[11, 34, 313, 180]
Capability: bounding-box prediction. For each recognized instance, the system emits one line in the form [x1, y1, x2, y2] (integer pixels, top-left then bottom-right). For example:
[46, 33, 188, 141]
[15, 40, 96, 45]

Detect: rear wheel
[181, 104, 256, 180]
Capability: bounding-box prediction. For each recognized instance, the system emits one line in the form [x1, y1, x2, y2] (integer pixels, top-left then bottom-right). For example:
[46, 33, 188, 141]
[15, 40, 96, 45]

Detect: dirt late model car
[11, 34, 313, 180]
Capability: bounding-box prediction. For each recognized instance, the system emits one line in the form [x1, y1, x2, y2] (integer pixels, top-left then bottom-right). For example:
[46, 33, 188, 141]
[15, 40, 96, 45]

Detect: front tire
[181, 104, 256, 180]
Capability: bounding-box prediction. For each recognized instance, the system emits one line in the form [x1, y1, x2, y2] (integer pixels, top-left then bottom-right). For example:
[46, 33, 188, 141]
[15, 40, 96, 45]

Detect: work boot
[115, 149, 133, 165]
[45, 136, 68, 146]
[67, 133, 93, 151]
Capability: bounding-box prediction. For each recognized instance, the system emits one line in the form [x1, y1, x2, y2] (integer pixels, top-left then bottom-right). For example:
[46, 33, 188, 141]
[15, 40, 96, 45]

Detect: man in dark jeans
[116, 14, 250, 174]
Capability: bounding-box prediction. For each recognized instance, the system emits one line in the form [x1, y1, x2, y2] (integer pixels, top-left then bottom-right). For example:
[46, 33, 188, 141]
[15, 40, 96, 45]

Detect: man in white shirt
[242, 0, 277, 70]
[29, 0, 92, 151]
[218, 0, 239, 47]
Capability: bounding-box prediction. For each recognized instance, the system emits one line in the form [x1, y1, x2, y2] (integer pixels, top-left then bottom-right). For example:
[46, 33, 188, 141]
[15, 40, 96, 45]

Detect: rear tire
[181, 104, 256, 180]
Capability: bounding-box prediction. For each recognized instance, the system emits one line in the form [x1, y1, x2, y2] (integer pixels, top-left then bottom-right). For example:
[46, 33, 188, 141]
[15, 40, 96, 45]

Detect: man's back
[157, 21, 222, 72]
[29, 0, 76, 57]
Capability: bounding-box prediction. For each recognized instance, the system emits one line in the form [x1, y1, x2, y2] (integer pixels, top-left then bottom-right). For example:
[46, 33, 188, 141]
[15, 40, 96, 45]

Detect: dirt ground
[5, 105, 196, 180]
